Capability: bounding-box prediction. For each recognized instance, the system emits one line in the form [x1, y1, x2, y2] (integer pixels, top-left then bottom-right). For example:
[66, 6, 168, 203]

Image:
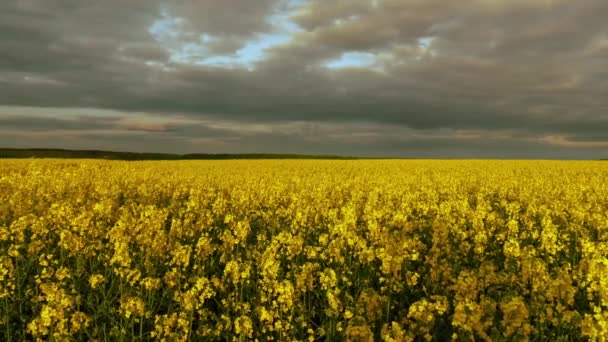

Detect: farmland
[1, 159, 607, 341]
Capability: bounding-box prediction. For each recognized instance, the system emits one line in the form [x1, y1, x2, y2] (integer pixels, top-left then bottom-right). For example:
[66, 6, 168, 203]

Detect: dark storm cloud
[1, 0, 608, 157]
[0, 115, 116, 132]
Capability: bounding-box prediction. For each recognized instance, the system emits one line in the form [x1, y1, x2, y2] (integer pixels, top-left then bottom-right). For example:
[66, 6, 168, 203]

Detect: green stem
[139, 316, 143, 341]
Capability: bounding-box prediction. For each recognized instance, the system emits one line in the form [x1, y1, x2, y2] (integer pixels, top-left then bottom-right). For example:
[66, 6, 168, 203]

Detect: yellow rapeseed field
[1, 159, 607, 341]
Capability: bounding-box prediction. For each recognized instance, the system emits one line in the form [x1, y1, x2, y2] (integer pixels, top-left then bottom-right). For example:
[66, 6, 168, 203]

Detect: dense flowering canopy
[0, 159, 607, 341]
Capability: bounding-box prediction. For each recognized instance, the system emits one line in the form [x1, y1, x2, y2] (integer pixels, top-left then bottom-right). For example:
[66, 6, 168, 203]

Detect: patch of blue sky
[198, 33, 291, 68]
[169, 43, 207, 64]
[417, 36, 435, 48]
[269, 14, 301, 34]
[148, 8, 183, 42]
[271, 0, 305, 33]
[323, 51, 376, 69]
[148, 2, 302, 68]
[199, 1, 304, 67]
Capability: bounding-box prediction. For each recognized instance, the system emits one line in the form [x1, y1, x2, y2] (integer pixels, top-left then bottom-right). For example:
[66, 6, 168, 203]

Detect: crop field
[0, 159, 607, 341]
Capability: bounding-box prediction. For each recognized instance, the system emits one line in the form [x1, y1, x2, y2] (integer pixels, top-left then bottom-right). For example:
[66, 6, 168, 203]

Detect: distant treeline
[0, 148, 357, 160]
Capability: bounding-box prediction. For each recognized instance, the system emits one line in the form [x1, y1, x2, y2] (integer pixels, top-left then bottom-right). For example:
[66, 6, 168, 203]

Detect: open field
[1, 159, 607, 341]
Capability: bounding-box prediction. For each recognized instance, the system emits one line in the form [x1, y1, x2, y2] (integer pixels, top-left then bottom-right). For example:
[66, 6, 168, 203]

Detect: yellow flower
[88, 274, 105, 289]
[119, 296, 146, 319]
[345, 310, 354, 320]
[234, 315, 253, 338]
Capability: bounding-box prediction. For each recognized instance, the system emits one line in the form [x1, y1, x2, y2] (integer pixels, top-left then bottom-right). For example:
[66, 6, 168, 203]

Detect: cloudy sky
[1, 0, 607, 158]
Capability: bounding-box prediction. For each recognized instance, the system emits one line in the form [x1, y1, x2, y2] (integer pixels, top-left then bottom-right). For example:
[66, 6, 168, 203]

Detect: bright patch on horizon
[323, 51, 376, 69]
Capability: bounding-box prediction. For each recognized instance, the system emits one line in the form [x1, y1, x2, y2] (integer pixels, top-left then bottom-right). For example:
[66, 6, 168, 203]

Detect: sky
[1, 0, 607, 158]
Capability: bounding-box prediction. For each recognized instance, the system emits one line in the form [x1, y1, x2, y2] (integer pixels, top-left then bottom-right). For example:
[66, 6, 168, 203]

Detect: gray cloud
[1, 0, 607, 158]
